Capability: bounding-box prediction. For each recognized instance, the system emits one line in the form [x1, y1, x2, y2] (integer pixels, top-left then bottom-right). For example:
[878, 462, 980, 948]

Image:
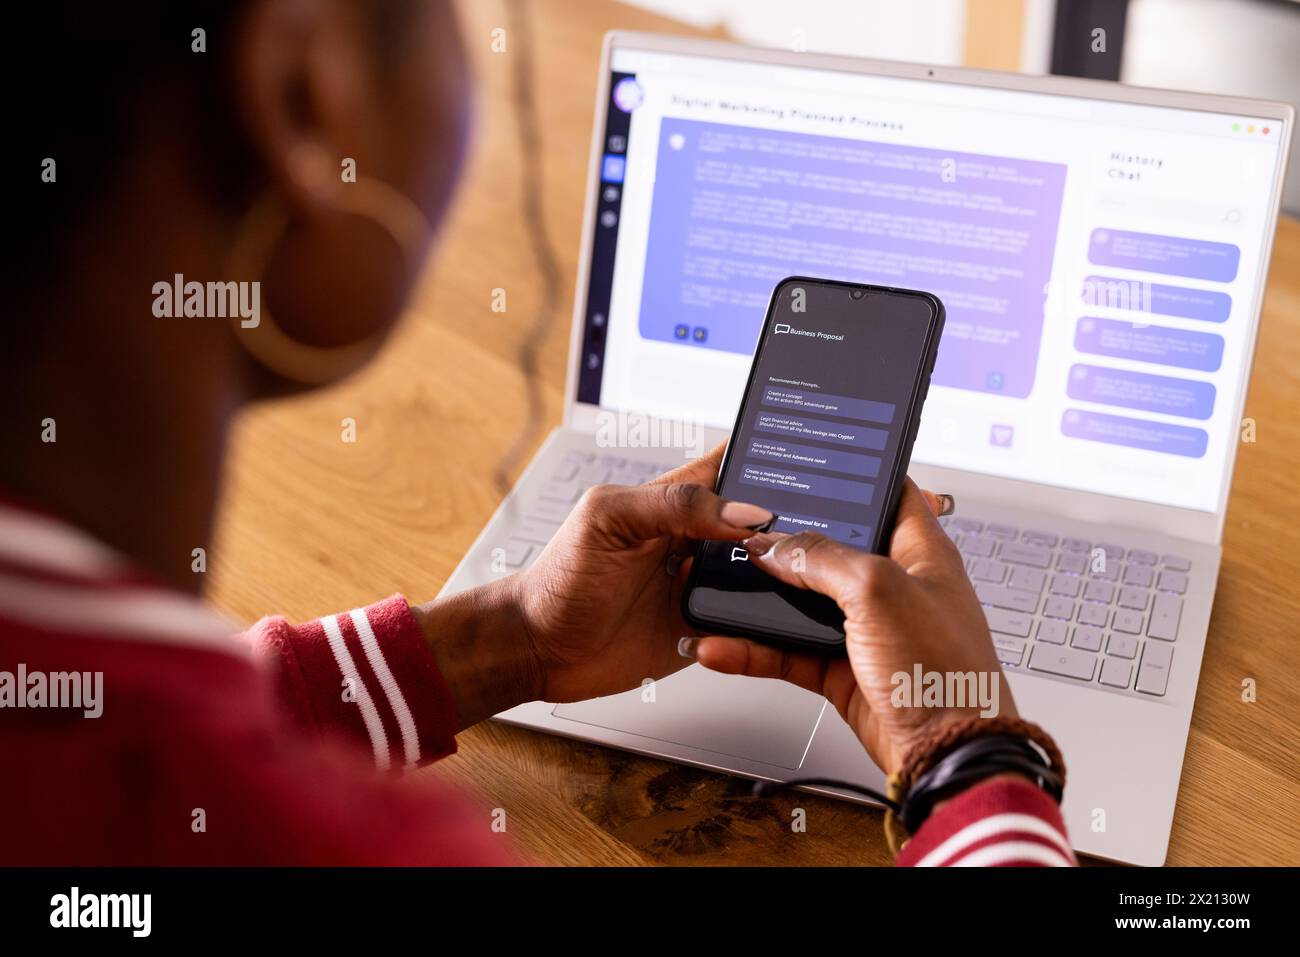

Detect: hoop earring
[224, 175, 431, 385]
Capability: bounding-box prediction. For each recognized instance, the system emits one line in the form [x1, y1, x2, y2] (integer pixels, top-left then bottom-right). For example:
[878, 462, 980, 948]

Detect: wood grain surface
[206, 0, 1300, 866]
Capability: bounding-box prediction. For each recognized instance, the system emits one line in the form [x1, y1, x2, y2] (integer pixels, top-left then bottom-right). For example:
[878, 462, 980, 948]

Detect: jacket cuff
[249, 594, 460, 772]
[896, 775, 1077, 867]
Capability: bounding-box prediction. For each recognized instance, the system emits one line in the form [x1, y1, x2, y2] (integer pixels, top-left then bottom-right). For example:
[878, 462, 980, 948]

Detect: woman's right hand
[690, 480, 1014, 777]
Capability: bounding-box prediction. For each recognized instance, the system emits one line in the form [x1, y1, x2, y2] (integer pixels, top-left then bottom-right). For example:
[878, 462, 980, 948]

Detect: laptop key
[983, 606, 1033, 638]
[1022, 530, 1058, 547]
[1057, 552, 1087, 575]
[1123, 564, 1155, 588]
[949, 518, 983, 534]
[976, 583, 1039, 614]
[1136, 642, 1174, 695]
[1117, 586, 1149, 610]
[1083, 580, 1115, 604]
[539, 481, 583, 504]
[1078, 603, 1109, 627]
[1008, 566, 1046, 593]
[511, 519, 559, 545]
[1157, 570, 1188, 594]
[552, 461, 579, 482]
[1061, 537, 1091, 553]
[1148, 593, 1182, 641]
[1028, 645, 1097, 682]
[1100, 658, 1133, 689]
[959, 535, 997, 558]
[985, 523, 1018, 540]
[1089, 561, 1120, 581]
[496, 539, 535, 569]
[999, 542, 1052, 568]
[1049, 574, 1081, 597]
[1127, 549, 1158, 566]
[970, 559, 1008, 583]
[993, 636, 1026, 667]
[1106, 633, 1139, 659]
[1162, 554, 1192, 572]
[527, 498, 575, 523]
[1113, 608, 1144, 634]
[1071, 625, 1103, 652]
[1043, 597, 1075, 620]
[1036, 620, 1068, 645]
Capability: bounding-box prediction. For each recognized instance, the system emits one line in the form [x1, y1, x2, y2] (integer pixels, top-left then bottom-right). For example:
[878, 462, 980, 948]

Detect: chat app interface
[691, 283, 934, 640]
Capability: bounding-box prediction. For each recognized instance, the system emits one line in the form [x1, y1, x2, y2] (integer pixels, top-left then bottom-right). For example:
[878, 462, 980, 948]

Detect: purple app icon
[990, 424, 1015, 448]
[612, 78, 644, 112]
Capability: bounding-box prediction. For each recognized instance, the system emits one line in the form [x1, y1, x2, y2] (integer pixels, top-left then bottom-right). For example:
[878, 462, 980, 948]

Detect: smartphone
[681, 276, 945, 654]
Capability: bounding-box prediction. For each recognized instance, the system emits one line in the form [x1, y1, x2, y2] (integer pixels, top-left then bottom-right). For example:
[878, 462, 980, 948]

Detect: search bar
[1096, 192, 1246, 231]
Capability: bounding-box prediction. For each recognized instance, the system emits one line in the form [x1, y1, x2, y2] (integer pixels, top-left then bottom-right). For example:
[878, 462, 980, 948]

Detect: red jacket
[0, 502, 1074, 866]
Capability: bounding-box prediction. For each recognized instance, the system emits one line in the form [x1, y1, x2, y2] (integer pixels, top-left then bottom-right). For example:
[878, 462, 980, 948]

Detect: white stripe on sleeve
[914, 812, 1075, 867]
[349, 607, 421, 769]
[319, 614, 391, 772]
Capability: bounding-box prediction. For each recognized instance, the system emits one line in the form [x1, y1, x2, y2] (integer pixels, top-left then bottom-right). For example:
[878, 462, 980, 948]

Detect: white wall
[618, 0, 968, 64]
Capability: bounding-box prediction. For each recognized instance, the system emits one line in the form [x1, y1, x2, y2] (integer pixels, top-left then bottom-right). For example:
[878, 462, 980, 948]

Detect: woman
[3, 0, 1073, 866]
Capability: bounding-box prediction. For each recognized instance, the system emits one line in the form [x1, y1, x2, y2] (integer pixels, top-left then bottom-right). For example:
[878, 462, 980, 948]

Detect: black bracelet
[899, 732, 1064, 834]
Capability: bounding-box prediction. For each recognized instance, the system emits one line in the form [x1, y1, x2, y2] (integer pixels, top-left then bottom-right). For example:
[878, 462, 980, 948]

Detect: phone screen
[686, 278, 943, 648]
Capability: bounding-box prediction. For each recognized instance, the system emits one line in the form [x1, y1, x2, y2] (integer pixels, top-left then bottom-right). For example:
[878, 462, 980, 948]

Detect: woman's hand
[514, 444, 771, 703]
[691, 481, 1014, 777]
[414, 443, 771, 727]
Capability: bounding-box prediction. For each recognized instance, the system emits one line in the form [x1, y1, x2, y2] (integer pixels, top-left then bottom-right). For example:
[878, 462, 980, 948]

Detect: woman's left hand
[514, 443, 770, 704]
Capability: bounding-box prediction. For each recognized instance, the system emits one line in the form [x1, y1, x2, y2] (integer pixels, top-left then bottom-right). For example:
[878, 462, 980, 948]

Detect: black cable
[752, 777, 901, 814]
[493, 0, 564, 495]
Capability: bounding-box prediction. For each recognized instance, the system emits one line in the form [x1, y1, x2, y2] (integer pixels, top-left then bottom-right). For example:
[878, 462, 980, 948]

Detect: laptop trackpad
[551, 665, 825, 771]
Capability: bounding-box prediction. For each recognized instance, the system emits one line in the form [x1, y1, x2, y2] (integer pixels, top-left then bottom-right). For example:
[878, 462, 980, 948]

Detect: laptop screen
[574, 43, 1289, 513]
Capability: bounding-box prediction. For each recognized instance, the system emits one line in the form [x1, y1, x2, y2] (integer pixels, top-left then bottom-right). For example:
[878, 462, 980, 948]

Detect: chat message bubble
[1082, 275, 1231, 323]
[754, 411, 888, 450]
[1088, 229, 1240, 283]
[740, 465, 875, 506]
[1061, 409, 1208, 458]
[772, 511, 874, 548]
[747, 437, 881, 478]
[1067, 364, 1215, 420]
[761, 386, 895, 425]
[1074, 317, 1224, 373]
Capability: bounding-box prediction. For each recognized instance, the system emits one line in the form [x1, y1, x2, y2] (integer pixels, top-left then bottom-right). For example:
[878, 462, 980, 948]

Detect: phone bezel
[681, 275, 946, 655]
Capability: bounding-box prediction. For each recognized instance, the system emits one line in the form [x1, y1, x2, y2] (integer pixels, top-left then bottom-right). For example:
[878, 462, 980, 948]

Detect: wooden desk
[207, 0, 1300, 866]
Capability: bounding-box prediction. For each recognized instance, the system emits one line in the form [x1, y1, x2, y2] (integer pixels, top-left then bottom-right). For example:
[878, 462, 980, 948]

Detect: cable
[493, 0, 564, 494]
[752, 777, 901, 814]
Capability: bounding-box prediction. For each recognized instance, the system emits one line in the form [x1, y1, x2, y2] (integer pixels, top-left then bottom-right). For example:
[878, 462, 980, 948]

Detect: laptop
[439, 31, 1293, 866]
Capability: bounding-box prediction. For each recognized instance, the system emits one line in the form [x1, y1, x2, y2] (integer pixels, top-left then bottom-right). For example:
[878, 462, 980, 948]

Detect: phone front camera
[850, 289, 865, 300]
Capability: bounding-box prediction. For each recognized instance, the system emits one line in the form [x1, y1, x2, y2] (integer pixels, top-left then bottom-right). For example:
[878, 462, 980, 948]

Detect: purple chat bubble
[1074, 317, 1224, 373]
[1067, 364, 1215, 421]
[747, 437, 881, 478]
[740, 465, 875, 506]
[754, 411, 887, 450]
[1062, 409, 1207, 458]
[1088, 229, 1239, 283]
[1082, 275, 1231, 323]
[772, 511, 874, 549]
[761, 385, 895, 425]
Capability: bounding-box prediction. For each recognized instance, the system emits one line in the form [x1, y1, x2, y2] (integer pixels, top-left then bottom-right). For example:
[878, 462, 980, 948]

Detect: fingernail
[720, 501, 775, 530]
[677, 637, 699, 660]
[743, 532, 783, 558]
[935, 493, 955, 517]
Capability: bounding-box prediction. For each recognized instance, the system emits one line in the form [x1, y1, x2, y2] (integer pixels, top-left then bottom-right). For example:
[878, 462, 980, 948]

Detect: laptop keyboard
[491, 451, 1186, 701]
[941, 515, 1186, 699]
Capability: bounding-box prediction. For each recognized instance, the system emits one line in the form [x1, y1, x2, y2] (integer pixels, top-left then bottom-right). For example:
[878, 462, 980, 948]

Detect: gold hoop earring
[224, 175, 431, 385]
